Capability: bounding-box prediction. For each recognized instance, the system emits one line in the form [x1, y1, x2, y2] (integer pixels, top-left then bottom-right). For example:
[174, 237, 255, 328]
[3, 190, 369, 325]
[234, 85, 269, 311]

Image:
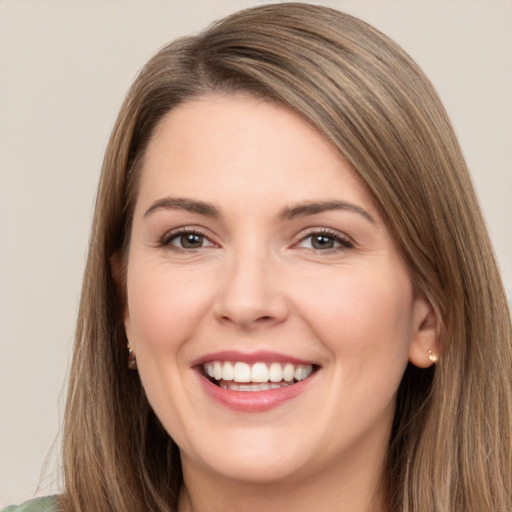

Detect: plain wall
[1, 0, 511, 506]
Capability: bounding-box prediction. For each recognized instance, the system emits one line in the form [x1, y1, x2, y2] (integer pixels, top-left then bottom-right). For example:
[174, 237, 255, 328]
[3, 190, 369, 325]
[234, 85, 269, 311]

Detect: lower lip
[197, 372, 316, 413]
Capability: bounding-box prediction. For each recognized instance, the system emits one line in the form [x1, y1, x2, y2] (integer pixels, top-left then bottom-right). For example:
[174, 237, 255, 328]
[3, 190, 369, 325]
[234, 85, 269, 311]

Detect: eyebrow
[144, 197, 221, 218]
[143, 197, 375, 224]
[279, 200, 376, 223]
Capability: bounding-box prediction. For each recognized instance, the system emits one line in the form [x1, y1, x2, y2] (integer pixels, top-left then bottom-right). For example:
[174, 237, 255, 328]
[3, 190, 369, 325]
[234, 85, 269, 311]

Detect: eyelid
[293, 227, 355, 251]
[156, 225, 354, 252]
[158, 226, 217, 249]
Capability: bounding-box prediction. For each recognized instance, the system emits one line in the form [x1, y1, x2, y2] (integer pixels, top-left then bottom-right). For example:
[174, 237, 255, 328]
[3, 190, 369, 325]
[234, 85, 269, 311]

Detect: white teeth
[203, 361, 315, 387]
[269, 362, 283, 382]
[251, 362, 269, 382]
[222, 361, 234, 381]
[303, 365, 313, 379]
[225, 381, 291, 392]
[294, 365, 312, 381]
[233, 362, 251, 383]
[283, 363, 295, 382]
[213, 361, 223, 380]
[304, 365, 313, 379]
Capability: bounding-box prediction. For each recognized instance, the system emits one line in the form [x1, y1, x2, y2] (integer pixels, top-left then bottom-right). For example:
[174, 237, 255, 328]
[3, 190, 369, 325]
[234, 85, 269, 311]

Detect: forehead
[137, 94, 377, 216]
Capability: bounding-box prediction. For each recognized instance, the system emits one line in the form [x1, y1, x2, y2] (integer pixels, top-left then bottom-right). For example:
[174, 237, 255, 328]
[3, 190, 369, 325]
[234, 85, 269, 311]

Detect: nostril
[254, 315, 276, 324]
[219, 314, 274, 328]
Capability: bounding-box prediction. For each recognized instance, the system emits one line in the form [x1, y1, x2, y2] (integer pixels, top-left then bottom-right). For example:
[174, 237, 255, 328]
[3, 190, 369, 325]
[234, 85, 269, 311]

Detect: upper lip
[191, 350, 317, 367]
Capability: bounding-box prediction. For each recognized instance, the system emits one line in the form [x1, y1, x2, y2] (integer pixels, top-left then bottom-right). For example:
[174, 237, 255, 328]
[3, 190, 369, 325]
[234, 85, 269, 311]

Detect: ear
[408, 293, 441, 368]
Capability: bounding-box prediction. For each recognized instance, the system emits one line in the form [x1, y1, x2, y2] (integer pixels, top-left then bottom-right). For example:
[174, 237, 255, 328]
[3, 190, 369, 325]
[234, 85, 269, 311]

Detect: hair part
[61, 3, 512, 511]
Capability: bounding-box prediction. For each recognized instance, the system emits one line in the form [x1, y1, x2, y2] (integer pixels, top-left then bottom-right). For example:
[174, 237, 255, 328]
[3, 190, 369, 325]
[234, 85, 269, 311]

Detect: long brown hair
[61, 3, 512, 511]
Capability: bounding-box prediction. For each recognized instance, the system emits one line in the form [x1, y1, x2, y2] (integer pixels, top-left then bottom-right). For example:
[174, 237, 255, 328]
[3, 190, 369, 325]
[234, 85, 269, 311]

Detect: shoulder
[1, 496, 57, 512]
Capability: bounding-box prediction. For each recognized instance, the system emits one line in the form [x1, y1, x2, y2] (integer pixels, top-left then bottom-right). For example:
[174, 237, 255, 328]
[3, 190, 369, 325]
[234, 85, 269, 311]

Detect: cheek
[292, 264, 415, 360]
[125, 259, 214, 353]
[123, 259, 211, 429]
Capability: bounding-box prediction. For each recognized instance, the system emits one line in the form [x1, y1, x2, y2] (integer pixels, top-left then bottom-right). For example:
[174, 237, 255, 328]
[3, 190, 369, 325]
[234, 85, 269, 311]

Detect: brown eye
[311, 234, 335, 249]
[163, 230, 214, 250]
[296, 230, 353, 252]
[179, 233, 204, 249]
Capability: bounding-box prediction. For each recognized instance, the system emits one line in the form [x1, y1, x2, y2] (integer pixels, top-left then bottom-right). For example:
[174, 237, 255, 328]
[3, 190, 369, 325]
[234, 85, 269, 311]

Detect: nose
[213, 249, 289, 330]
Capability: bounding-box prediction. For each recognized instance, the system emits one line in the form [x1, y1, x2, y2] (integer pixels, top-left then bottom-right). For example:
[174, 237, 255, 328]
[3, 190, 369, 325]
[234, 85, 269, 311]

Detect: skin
[123, 94, 438, 512]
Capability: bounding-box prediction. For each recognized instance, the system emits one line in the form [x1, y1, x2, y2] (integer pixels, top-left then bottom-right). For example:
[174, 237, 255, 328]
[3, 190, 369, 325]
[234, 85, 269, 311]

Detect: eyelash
[159, 227, 213, 250]
[158, 227, 354, 253]
[294, 228, 354, 253]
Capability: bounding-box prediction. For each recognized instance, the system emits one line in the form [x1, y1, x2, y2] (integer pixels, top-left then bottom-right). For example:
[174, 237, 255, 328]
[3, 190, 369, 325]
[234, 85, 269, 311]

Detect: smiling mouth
[202, 361, 316, 391]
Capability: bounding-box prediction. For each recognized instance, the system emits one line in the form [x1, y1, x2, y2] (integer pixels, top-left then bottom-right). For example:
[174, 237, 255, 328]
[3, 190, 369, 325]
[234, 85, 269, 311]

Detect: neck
[178, 451, 388, 512]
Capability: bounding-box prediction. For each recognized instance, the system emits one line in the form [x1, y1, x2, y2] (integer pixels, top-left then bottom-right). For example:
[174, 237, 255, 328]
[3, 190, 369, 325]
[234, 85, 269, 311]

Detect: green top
[1, 496, 57, 512]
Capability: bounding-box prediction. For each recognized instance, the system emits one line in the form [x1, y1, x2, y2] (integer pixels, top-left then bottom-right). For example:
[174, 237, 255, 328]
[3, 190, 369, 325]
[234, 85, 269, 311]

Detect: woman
[5, 3, 511, 511]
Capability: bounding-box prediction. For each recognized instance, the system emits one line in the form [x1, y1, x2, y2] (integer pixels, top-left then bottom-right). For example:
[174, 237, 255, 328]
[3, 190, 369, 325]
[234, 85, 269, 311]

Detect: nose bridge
[214, 241, 288, 328]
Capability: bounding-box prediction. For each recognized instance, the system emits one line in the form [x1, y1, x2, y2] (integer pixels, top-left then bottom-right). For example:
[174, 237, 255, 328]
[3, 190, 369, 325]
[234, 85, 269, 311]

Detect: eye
[161, 229, 215, 250]
[296, 230, 353, 251]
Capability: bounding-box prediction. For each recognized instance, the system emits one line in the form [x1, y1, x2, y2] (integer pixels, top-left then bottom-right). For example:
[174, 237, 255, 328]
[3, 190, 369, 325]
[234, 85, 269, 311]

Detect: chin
[201, 454, 309, 485]
[181, 427, 317, 485]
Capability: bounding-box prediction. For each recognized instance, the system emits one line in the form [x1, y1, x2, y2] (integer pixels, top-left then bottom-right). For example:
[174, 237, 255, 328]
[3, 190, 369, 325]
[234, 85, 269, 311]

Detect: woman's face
[124, 94, 435, 487]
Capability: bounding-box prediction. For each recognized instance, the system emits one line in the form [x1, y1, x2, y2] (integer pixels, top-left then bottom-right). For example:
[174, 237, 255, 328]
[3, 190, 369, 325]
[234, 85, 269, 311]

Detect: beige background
[1, 0, 511, 506]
